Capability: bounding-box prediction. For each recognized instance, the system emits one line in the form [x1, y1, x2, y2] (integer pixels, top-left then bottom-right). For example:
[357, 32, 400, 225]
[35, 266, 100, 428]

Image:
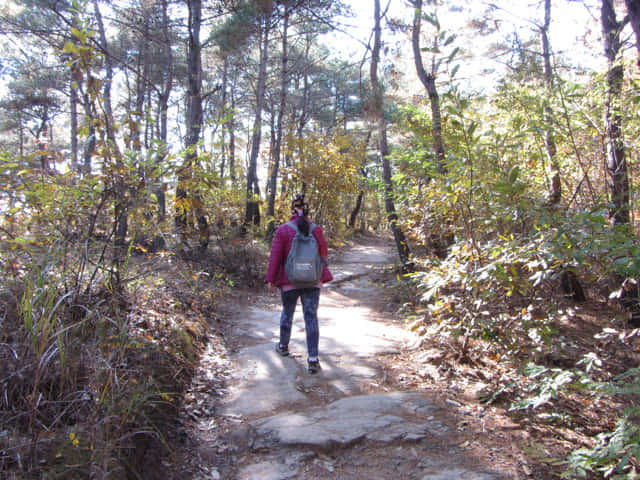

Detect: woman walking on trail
[265, 193, 333, 374]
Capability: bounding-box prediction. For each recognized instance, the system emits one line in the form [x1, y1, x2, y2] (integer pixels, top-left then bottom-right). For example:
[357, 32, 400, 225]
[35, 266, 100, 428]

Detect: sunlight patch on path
[250, 393, 447, 449]
[220, 289, 418, 418]
[210, 234, 514, 479]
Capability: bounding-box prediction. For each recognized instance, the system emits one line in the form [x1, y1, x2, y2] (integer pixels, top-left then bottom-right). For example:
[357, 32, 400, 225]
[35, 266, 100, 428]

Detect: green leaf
[509, 166, 520, 183]
[448, 47, 460, 62]
[443, 34, 456, 46]
[63, 41, 78, 53]
[423, 13, 440, 29]
[71, 27, 86, 43]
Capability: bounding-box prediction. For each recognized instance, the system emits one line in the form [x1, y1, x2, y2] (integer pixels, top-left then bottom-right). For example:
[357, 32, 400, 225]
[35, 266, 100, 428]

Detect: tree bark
[625, 0, 640, 66]
[541, 0, 561, 205]
[411, 0, 446, 174]
[372, 0, 411, 269]
[266, 2, 290, 239]
[296, 33, 311, 138]
[132, 13, 150, 153]
[245, 10, 272, 229]
[177, 0, 209, 251]
[220, 57, 229, 179]
[154, 0, 173, 222]
[602, 0, 630, 225]
[70, 72, 79, 173]
[348, 191, 364, 228]
[93, 0, 127, 247]
[349, 132, 372, 229]
[229, 89, 237, 185]
[82, 94, 96, 175]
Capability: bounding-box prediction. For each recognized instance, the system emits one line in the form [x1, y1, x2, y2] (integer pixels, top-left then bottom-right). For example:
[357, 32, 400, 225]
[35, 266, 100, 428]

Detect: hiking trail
[163, 233, 518, 480]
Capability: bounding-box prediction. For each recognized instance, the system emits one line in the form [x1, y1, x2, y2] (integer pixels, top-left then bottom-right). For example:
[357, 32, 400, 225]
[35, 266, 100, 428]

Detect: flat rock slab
[221, 297, 417, 418]
[251, 392, 446, 449]
[421, 470, 499, 480]
[237, 461, 297, 480]
[220, 344, 306, 417]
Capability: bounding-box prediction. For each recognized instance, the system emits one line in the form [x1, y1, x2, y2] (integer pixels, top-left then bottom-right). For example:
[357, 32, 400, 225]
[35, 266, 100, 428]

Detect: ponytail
[292, 192, 310, 235]
[297, 211, 310, 236]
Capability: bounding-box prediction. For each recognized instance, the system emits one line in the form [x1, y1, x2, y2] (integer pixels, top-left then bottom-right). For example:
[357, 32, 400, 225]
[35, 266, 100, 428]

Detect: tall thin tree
[176, 0, 209, 250]
[601, 0, 630, 225]
[372, 0, 411, 268]
[409, 0, 446, 174]
[155, 0, 174, 221]
[625, 0, 640, 65]
[245, 5, 273, 228]
[540, 0, 561, 205]
[266, 1, 290, 239]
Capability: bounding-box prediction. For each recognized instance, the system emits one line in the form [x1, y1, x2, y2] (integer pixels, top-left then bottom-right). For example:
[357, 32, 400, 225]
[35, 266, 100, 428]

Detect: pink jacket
[265, 214, 333, 287]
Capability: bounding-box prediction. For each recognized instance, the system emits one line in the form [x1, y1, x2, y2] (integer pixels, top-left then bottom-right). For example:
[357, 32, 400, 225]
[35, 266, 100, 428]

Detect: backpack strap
[286, 221, 316, 236]
[286, 221, 298, 232]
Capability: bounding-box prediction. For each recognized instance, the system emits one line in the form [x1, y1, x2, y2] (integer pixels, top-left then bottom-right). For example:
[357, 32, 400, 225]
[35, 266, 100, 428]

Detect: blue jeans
[279, 288, 320, 359]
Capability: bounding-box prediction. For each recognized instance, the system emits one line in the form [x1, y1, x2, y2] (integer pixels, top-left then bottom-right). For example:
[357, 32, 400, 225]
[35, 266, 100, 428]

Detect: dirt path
[163, 234, 518, 480]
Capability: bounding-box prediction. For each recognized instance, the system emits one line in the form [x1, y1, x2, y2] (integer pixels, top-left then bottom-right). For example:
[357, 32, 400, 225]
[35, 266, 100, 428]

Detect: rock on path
[251, 393, 448, 449]
[198, 234, 513, 479]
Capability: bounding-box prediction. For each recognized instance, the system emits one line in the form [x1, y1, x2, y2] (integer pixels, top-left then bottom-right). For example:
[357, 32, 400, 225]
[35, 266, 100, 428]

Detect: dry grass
[0, 232, 265, 479]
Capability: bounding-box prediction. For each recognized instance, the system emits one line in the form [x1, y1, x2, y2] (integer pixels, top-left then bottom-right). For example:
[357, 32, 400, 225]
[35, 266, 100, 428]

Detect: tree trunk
[220, 57, 229, 179]
[132, 15, 149, 153]
[93, 0, 127, 247]
[70, 73, 79, 173]
[372, 0, 411, 269]
[245, 11, 271, 229]
[541, 0, 561, 205]
[411, 0, 446, 174]
[266, 110, 276, 197]
[625, 0, 640, 66]
[266, 2, 290, 239]
[177, 0, 209, 251]
[296, 33, 311, 138]
[36, 105, 50, 171]
[229, 89, 237, 185]
[82, 94, 96, 175]
[348, 191, 364, 228]
[602, 0, 630, 226]
[349, 132, 372, 229]
[189, 0, 209, 251]
[154, 0, 173, 222]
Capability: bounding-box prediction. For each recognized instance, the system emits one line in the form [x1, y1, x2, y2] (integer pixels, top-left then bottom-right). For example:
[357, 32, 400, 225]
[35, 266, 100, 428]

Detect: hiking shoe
[275, 344, 289, 356]
[308, 360, 321, 374]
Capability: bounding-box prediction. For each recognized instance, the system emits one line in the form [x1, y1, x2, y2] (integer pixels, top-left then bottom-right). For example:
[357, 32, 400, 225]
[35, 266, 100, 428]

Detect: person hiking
[265, 193, 333, 374]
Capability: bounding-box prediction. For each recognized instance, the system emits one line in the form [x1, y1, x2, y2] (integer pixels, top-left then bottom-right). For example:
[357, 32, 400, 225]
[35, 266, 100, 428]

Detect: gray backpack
[285, 221, 323, 288]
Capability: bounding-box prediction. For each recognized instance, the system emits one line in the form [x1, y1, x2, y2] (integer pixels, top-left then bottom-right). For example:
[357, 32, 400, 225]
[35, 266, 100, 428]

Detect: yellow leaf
[408, 319, 423, 332]
[63, 41, 78, 53]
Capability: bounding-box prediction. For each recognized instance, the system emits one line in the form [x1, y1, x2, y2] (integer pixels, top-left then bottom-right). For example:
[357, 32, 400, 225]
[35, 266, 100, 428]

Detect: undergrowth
[0, 229, 265, 478]
[397, 209, 640, 479]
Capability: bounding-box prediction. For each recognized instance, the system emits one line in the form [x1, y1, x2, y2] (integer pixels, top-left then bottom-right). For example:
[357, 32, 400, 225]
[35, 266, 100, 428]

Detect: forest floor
[145, 232, 636, 480]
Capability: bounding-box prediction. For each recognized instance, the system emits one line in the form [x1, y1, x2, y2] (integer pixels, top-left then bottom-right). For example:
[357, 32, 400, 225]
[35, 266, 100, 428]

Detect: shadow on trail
[166, 233, 517, 480]
[220, 282, 411, 419]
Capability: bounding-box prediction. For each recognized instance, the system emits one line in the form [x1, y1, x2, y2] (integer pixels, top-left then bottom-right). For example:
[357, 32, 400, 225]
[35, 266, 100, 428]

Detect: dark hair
[298, 215, 310, 236]
[292, 193, 310, 235]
